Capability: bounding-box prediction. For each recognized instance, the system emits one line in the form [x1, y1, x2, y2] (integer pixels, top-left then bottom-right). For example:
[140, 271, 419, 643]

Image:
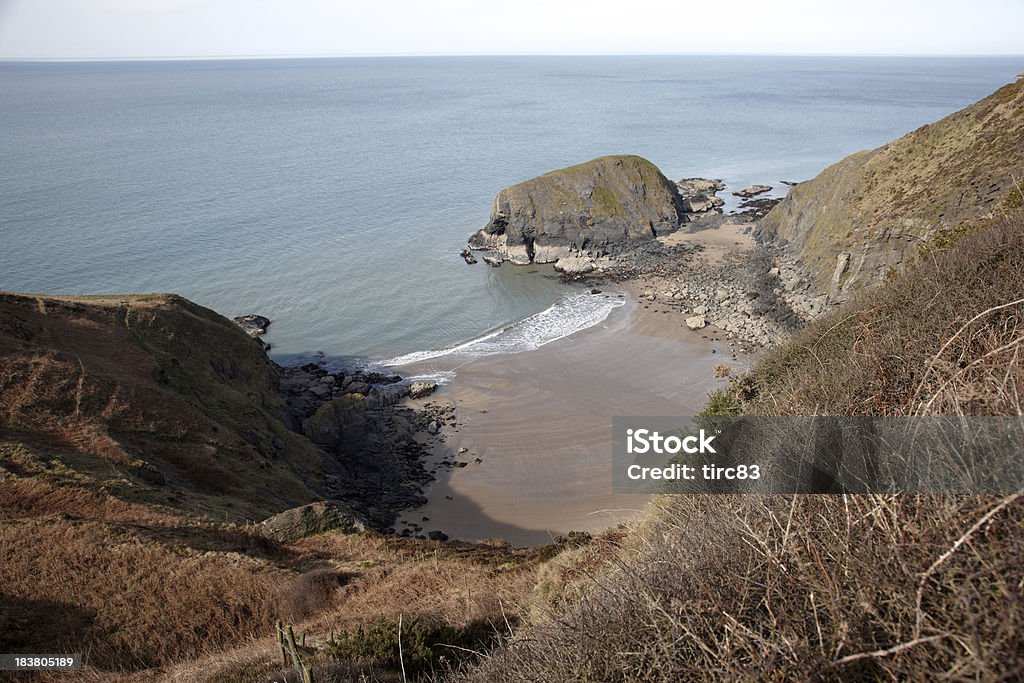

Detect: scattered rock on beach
[407, 380, 438, 399]
[685, 315, 708, 330]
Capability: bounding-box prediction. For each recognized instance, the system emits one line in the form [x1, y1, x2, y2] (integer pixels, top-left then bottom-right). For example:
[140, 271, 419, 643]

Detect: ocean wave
[380, 291, 625, 367]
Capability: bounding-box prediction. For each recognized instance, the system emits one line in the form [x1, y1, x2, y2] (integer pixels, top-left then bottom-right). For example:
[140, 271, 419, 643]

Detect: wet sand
[395, 293, 741, 546]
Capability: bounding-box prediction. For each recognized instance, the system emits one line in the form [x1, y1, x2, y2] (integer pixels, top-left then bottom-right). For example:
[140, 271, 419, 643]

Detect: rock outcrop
[468, 155, 686, 268]
[733, 184, 772, 198]
[233, 314, 271, 337]
[677, 177, 726, 213]
[759, 78, 1024, 300]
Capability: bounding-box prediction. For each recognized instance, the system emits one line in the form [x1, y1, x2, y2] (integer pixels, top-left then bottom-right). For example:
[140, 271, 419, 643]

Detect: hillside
[0, 292, 563, 680]
[759, 78, 1024, 299]
[0, 292, 330, 520]
[461, 210, 1024, 683]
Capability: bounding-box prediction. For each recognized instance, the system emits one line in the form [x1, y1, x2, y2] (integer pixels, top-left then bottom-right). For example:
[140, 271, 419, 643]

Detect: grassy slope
[462, 211, 1024, 682]
[0, 292, 325, 519]
[0, 293, 562, 681]
[760, 78, 1024, 294]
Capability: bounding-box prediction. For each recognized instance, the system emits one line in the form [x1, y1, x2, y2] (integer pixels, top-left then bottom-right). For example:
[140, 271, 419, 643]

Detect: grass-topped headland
[468, 154, 686, 266]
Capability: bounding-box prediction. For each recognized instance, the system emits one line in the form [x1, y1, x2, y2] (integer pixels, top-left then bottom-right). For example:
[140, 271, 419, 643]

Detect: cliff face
[759, 78, 1024, 300]
[468, 155, 686, 265]
[0, 292, 328, 519]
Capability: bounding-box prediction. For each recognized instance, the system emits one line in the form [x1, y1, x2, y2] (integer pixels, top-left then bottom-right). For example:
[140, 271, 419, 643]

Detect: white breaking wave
[381, 291, 625, 367]
[403, 370, 457, 386]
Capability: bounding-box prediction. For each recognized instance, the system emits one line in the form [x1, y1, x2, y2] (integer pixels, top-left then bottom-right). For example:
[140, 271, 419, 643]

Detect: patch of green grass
[591, 184, 624, 217]
[696, 390, 742, 418]
[328, 617, 495, 677]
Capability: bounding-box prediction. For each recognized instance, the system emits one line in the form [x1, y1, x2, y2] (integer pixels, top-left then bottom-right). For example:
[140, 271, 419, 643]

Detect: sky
[0, 0, 1022, 60]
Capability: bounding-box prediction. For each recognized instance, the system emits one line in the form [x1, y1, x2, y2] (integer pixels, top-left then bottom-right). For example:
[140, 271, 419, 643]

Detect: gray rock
[232, 314, 271, 337]
[553, 255, 597, 275]
[685, 315, 708, 330]
[407, 380, 438, 400]
[309, 383, 331, 399]
[346, 381, 371, 395]
[732, 184, 773, 198]
[676, 177, 726, 195]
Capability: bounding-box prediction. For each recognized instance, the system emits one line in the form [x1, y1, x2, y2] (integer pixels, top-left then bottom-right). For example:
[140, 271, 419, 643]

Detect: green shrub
[329, 617, 494, 678]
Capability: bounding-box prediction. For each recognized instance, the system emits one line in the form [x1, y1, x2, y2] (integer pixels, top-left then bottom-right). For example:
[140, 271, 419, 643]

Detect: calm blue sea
[1, 56, 1020, 362]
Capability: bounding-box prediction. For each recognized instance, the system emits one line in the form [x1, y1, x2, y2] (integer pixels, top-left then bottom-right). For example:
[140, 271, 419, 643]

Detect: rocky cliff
[759, 78, 1024, 300]
[468, 155, 686, 267]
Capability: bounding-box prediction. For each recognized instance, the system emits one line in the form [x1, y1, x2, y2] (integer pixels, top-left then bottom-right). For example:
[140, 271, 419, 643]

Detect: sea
[1, 55, 1020, 368]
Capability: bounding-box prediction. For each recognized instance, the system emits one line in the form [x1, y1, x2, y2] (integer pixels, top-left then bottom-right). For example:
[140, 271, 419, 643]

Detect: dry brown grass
[0, 517, 285, 671]
[0, 292, 328, 521]
[749, 210, 1024, 416]
[458, 213, 1024, 682]
[0, 450, 551, 681]
[464, 494, 1024, 682]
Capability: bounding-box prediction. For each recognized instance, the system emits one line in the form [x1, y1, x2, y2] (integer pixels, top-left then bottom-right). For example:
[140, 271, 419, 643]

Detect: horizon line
[2, 51, 1024, 64]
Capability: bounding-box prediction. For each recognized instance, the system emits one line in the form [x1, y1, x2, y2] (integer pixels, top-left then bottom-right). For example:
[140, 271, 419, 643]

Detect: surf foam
[381, 291, 625, 367]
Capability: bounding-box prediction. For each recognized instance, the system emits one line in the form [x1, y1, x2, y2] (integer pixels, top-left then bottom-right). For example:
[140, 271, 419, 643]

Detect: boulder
[260, 501, 368, 542]
[732, 184, 773, 198]
[685, 316, 708, 330]
[232, 314, 271, 337]
[346, 381, 371, 395]
[553, 255, 596, 275]
[677, 177, 726, 196]
[468, 155, 686, 266]
[681, 194, 725, 213]
[407, 380, 438, 399]
[676, 178, 726, 213]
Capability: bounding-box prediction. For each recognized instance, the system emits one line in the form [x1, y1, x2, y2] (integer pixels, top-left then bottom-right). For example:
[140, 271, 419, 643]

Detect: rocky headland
[466, 156, 821, 352]
[0, 292, 456, 536]
[467, 155, 687, 270]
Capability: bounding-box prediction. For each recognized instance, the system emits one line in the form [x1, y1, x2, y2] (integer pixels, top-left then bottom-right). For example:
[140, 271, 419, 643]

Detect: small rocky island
[467, 155, 687, 270]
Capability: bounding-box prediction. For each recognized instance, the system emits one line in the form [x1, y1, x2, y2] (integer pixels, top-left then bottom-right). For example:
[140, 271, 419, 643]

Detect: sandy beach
[394, 288, 742, 546]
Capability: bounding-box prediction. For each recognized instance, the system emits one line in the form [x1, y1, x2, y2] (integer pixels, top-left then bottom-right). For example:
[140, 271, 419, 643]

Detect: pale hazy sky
[0, 0, 1022, 60]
